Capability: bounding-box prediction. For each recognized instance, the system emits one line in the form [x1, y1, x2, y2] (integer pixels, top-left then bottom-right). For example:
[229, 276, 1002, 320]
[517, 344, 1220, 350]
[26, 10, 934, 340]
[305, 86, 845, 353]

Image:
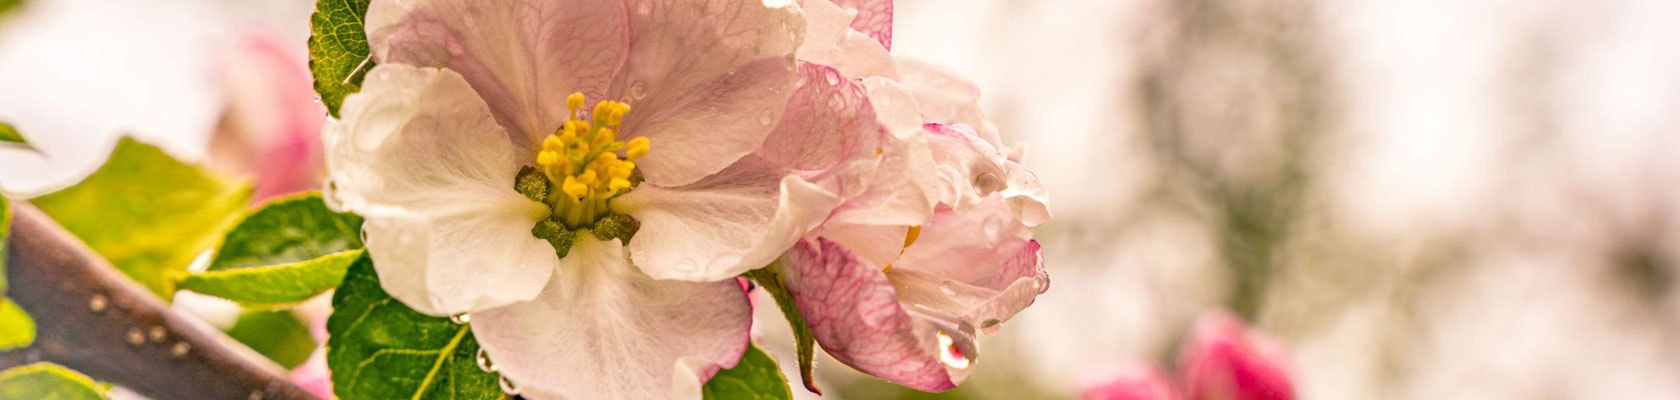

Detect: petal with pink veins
[323, 65, 556, 316]
[782, 237, 965, 392]
[761, 62, 886, 199]
[615, 154, 842, 282]
[831, 0, 893, 50]
[472, 237, 753, 400]
[366, 0, 628, 147]
[613, 0, 806, 187]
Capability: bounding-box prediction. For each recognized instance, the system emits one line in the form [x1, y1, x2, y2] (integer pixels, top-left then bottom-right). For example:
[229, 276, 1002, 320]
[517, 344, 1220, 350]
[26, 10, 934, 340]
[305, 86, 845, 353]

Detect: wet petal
[782, 237, 966, 392]
[897, 58, 1002, 147]
[925, 123, 1050, 225]
[324, 65, 555, 315]
[614, 0, 805, 186]
[761, 62, 886, 199]
[366, 0, 628, 146]
[472, 237, 753, 400]
[615, 154, 842, 281]
[797, 0, 896, 79]
[831, 0, 894, 50]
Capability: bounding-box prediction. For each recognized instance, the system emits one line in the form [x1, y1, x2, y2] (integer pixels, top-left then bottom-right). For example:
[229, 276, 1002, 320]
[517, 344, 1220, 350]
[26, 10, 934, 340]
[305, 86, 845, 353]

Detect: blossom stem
[0, 203, 315, 400]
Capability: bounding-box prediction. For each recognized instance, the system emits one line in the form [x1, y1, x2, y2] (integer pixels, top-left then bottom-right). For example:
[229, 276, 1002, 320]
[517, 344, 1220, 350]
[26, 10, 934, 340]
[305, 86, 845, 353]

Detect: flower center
[534, 92, 650, 229]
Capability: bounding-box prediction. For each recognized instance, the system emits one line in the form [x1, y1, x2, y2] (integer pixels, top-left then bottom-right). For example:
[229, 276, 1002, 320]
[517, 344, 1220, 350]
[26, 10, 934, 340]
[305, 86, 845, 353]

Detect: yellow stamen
[535, 92, 650, 228]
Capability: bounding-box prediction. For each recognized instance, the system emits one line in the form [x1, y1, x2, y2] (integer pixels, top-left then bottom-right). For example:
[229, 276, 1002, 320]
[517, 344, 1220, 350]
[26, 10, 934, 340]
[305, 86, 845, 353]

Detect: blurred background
[4, 0, 1680, 398]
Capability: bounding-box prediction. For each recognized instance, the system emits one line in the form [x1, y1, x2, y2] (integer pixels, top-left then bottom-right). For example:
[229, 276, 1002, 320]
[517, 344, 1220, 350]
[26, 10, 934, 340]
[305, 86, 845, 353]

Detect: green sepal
[590, 213, 640, 245]
[743, 262, 821, 395]
[531, 219, 577, 258]
[514, 165, 551, 202]
[0, 122, 30, 150]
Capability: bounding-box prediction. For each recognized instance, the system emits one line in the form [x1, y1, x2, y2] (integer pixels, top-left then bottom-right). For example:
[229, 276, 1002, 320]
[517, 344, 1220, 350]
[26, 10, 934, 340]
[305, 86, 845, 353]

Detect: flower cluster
[320, 0, 1050, 398]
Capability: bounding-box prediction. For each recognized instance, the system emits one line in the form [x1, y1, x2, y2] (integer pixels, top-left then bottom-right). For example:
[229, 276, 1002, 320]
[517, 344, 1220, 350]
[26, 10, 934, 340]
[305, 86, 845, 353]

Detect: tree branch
[1, 202, 315, 400]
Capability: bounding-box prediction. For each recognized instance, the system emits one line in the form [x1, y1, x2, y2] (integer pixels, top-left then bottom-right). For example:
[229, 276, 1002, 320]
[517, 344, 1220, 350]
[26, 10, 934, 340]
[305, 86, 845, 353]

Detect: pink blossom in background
[211, 28, 326, 200]
[1079, 361, 1182, 400]
[1178, 311, 1295, 400]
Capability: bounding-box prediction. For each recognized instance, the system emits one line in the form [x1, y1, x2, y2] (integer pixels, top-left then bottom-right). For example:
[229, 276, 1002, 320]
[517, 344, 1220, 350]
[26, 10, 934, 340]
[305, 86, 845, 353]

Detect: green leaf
[703, 344, 792, 400]
[2, 195, 11, 294]
[0, 363, 108, 400]
[208, 193, 363, 271]
[0, 299, 34, 350]
[0, 121, 27, 149]
[309, 0, 374, 118]
[327, 257, 501, 400]
[32, 137, 252, 298]
[226, 310, 318, 369]
[744, 263, 821, 394]
[179, 250, 362, 308]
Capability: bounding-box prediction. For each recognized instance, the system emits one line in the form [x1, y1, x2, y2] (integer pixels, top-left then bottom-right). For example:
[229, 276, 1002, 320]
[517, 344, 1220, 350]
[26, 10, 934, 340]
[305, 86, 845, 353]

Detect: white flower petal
[366, 0, 629, 144]
[472, 237, 753, 400]
[616, 154, 842, 281]
[324, 64, 556, 315]
[614, 0, 806, 186]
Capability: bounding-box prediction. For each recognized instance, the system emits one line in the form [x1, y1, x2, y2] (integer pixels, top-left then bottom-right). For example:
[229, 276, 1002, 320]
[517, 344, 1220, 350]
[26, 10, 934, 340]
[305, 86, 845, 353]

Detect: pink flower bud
[1178, 311, 1296, 400]
[1080, 361, 1183, 400]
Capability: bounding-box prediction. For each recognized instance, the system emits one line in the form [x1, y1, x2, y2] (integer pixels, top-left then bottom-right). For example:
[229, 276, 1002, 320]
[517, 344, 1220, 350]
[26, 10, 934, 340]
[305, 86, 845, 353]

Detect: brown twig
[1, 202, 316, 400]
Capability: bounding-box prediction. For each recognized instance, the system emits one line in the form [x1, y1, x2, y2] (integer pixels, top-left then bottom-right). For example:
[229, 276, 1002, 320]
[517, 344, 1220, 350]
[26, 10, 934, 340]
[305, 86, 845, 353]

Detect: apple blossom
[1179, 311, 1296, 400]
[320, 0, 836, 398]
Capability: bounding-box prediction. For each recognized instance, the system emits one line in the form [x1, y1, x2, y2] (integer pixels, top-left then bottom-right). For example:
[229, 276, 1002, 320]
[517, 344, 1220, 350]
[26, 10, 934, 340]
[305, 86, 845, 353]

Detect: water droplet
[824, 70, 840, 85]
[629, 81, 649, 100]
[125, 328, 145, 345]
[449, 313, 471, 324]
[500, 376, 521, 395]
[148, 326, 167, 343]
[636, 2, 652, 14]
[476, 348, 497, 372]
[360, 226, 370, 244]
[88, 295, 108, 313]
[726, 67, 738, 76]
[936, 331, 972, 370]
[312, 96, 321, 104]
[980, 319, 1003, 335]
[758, 110, 774, 126]
[938, 281, 958, 296]
[973, 171, 1004, 193]
[170, 342, 191, 357]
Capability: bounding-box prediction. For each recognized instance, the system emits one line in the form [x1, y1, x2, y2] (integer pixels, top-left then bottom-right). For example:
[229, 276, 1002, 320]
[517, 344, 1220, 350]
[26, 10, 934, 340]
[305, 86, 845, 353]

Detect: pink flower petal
[613, 0, 805, 187]
[1179, 311, 1296, 400]
[925, 123, 1050, 226]
[797, 0, 897, 80]
[888, 198, 1048, 332]
[615, 154, 842, 282]
[472, 237, 753, 400]
[366, 0, 629, 147]
[762, 62, 886, 198]
[831, 0, 893, 50]
[896, 58, 1002, 147]
[782, 237, 964, 392]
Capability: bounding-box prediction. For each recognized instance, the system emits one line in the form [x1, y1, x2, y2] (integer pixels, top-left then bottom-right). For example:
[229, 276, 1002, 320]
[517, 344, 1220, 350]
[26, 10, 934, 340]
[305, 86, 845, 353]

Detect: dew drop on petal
[726, 67, 739, 76]
[500, 376, 521, 395]
[636, 2, 652, 14]
[936, 331, 972, 370]
[824, 70, 840, 86]
[758, 110, 774, 126]
[980, 319, 1003, 335]
[476, 348, 497, 372]
[938, 281, 958, 296]
[629, 80, 649, 100]
[449, 313, 471, 324]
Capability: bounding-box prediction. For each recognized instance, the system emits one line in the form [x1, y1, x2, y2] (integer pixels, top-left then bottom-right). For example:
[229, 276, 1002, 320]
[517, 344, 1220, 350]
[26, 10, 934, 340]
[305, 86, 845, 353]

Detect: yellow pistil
[536, 92, 648, 229]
